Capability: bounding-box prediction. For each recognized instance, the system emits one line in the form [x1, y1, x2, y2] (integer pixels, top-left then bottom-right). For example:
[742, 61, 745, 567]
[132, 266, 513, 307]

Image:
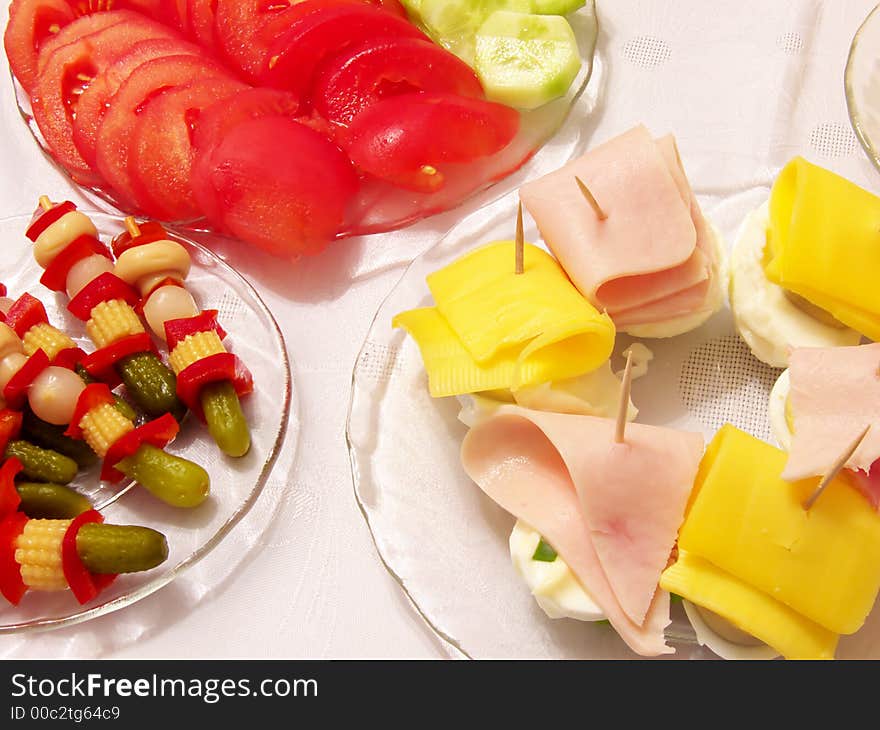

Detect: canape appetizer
[27, 198, 185, 420]
[111, 218, 253, 457]
[768, 343, 879, 507]
[520, 125, 725, 338]
[730, 158, 872, 367]
[393, 239, 615, 396]
[661, 425, 880, 660]
[462, 405, 704, 656]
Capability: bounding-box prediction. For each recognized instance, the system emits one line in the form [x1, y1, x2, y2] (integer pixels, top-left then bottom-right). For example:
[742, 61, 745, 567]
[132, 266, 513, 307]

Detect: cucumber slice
[420, 0, 531, 63]
[475, 11, 581, 109]
[530, 0, 585, 15]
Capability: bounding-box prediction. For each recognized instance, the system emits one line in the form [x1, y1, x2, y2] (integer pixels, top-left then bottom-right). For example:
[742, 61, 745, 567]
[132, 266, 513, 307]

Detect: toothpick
[38, 196, 52, 211]
[575, 176, 607, 221]
[514, 202, 524, 275]
[803, 424, 872, 510]
[124, 216, 141, 238]
[614, 350, 634, 444]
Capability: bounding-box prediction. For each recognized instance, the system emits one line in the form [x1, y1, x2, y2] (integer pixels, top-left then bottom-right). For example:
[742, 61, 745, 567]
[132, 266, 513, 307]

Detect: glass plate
[345, 193, 880, 659]
[846, 2, 880, 174]
[0, 213, 294, 634]
[11, 3, 603, 241]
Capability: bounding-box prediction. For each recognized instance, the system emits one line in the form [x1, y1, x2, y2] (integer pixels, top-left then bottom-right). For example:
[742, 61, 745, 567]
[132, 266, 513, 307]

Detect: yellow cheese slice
[661, 550, 838, 660]
[680, 424, 880, 635]
[393, 242, 615, 397]
[765, 157, 880, 341]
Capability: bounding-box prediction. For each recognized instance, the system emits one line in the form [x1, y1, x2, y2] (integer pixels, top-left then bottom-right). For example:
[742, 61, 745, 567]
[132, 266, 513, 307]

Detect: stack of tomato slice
[6, 0, 526, 259]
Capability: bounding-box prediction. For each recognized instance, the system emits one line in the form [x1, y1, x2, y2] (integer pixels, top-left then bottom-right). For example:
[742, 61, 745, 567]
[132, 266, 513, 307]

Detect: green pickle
[76, 523, 169, 574]
[201, 381, 251, 458]
[117, 352, 186, 421]
[75, 365, 138, 422]
[5, 440, 78, 484]
[21, 408, 98, 468]
[16, 482, 92, 519]
[116, 444, 210, 508]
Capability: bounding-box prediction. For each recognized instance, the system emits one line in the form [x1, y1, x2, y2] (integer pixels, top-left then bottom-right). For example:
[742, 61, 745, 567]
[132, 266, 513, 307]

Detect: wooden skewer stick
[38, 196, 52, 211]
[575, 176, 607, 221]
[124, 216, 141, 238]
[803, 424, 872, 510]
[614, 350, 634, 444]
[515, 202, 524, 275]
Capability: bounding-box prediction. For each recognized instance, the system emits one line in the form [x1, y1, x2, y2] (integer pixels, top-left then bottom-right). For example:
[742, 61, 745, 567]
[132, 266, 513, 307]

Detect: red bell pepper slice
[111, 220, 169, 257]
[0, 283, 6, 296]
[52, 347, 86, 371]
[80, 333, 156, 383]
[0, 410, 23, 457]
[136, 277, 186, 315]
[3, 350, 50, 409]
[176, 352, 253, 422]
[40, 235, 111, 293]
[65, 383, 115, 439]
[164, 310, 227, 351]
[0, 511, 28, 605]
[62, 510, 116, 605]
[0, 458, 23, 521]
[67, 273, 140, 322]
[25, 200, 76, 242]
[102, 413, 179, 483]
[5, 293, 49, 338]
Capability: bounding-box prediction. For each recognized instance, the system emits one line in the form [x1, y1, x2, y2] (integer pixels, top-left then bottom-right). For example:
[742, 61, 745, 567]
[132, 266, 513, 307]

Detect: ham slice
[460, 405, 704, 656]
[519, 125, 717, 329]
[783, 343, 880, 482]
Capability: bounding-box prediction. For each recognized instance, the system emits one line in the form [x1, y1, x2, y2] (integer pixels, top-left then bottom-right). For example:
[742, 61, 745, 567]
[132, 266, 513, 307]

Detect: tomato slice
[259, 2, 425, 98]
[198, 116, 358, 258]
[191, 87, 299, 224]
[312, 36, 483, 128]
[186, 0, 219, 47]
[158, 0, 189, 32]
[34, 9, 125, 78]
[128, 76, 247, 221]
[94, 53, 231, 209]
[214, 0, 299, 81]
[4, 0, 77, 93]
[73, 37, 203, 168]
[344, 91, 518, 193]
[31, 12, 179, 185]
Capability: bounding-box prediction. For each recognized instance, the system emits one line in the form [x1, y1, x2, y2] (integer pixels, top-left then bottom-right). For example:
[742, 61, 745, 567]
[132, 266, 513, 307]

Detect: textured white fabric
[2, 0, 879, 658]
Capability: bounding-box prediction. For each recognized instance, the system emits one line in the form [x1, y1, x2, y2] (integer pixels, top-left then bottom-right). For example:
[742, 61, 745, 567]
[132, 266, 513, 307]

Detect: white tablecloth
[3, 0, 879, 658]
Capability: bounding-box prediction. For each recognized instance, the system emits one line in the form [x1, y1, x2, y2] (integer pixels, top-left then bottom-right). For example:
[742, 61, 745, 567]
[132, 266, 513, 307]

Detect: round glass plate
[11, 3, 602, 241]
[345, 193, 880, 659]
[0, 212, 293, 634]
[846, 2, 880, 174]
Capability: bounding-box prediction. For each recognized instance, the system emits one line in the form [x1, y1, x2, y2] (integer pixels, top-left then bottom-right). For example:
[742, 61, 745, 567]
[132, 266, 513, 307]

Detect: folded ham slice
[460, 405, 704, 656]
[783, 344, 880, 484]
[519, 125, 718, 331]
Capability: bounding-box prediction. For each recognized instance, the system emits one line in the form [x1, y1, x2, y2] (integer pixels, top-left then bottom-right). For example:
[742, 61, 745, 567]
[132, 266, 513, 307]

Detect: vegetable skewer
[113, 217, 253, 457]
[0, 321, 209, 508]
[27, 198, 185, 421]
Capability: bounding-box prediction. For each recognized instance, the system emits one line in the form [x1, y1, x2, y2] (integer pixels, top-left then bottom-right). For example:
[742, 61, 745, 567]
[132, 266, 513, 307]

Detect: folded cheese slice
[460, 405, 704, 655]
[519, 124, 718, 330]
[765, 156, 880, 341]
[393, 242, 615, 397]
[661, 550, 838, 660]
[679, 424, 880, 639]
[783, 343, 880, 482]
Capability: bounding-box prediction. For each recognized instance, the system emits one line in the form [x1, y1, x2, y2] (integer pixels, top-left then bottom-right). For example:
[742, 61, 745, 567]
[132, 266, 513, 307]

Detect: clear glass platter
[0, 212, 294, 634]
[12, 3, 603, 241]
[345, 192, 880, 659]
[846, 2, 880, 174]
